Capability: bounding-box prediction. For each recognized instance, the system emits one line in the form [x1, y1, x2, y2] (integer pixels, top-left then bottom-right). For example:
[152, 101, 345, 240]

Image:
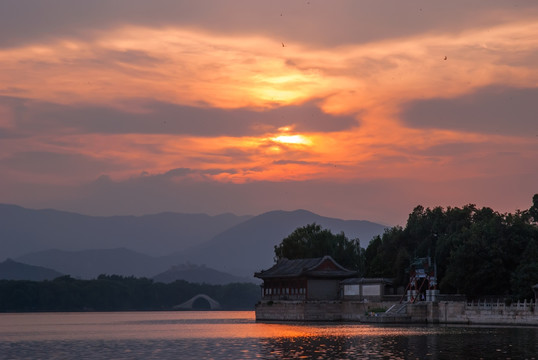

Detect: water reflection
[258, 327, 538, 360]
[0, 312, 537, 359]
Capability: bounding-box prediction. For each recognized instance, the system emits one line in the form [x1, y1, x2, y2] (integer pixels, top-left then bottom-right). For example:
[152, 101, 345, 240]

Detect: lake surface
[1, 311, 537, 359]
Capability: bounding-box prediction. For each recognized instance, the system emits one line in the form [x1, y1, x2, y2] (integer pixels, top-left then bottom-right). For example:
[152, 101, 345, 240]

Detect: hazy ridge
[0, 258, 63, 281]
[2, 204, 388, 282]
[0, 203, 250, 258]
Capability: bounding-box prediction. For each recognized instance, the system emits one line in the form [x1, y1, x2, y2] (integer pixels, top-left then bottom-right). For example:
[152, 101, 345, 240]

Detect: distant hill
[169, 209, 387, 277]
[16, 248, 169, 279]
[0, 203, 251, 258]
[153, 264, 255, 285]
[7, 205, 388, 280]
[16, 248, 256, 283]
[0, 258, 63, 281]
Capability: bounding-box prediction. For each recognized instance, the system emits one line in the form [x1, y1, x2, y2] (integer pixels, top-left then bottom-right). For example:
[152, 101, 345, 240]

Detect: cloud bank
[0, 0, 537, 224]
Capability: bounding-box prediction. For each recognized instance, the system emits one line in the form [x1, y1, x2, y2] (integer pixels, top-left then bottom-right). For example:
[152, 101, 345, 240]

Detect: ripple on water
[0, 312, 537, 359]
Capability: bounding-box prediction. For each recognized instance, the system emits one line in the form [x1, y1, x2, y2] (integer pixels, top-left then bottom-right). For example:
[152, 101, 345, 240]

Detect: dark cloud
[161, 167, 237, 178]
[190, 148, 255, 164]
[273, 160, 315, 166]
[1, 1, 536, 49]
[273, 159, 338, 168]
[401, 86, 538, 136]
[0, 96, 358, 137]
[55, 49, 165, 78]
[419, 142, 486, 157]
[0, 87, 27, 95]
[163, 168, 193, 177]
[0, 151, 118, 176]
[104, 49, 162, 66]
[201, 168, 238, 176]
[268, 101, 358, 133]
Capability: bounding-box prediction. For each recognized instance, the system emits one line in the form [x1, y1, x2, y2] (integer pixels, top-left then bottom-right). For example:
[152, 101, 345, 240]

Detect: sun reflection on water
[1, 312, 537, 359]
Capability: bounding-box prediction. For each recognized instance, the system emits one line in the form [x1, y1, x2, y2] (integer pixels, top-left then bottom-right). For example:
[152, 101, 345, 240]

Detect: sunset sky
[1, 0, 537, 225]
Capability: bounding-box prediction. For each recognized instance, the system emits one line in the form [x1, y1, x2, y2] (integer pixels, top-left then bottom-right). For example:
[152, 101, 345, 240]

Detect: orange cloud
[0, 18, 537, 190]
[2, 20, 537, 109]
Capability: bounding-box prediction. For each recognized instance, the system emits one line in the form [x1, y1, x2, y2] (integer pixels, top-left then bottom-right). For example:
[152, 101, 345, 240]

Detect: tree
[364, 226, 405, 279]
[274, 223, 364, 271]
[529, 193, 538, 223]
[0, 276, 260, 312]
[362, 195, 538, 298]
[511, 239, 538, 299]
[441, 209, 509, 297]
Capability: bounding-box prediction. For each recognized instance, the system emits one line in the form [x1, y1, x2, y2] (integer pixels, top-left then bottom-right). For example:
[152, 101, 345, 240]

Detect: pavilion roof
[254, 255, 357, 279]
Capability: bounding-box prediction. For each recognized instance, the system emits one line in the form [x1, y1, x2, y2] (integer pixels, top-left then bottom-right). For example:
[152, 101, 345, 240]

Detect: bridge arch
[173, 294, 221, 310]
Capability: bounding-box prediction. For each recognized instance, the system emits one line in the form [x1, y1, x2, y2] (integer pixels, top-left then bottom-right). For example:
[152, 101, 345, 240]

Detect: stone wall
[255, 301, 342, 321]
[256, 300, 400, 322]
[441, 300, 538, 325]
[304, 301, 343, 321]
[403, 300, 538, 325]
[341, 301, 396, 321]
[255, 299, 538, 326]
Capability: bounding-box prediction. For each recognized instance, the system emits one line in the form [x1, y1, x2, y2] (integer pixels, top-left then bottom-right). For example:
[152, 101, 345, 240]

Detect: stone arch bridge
[173, 294, 221, 310]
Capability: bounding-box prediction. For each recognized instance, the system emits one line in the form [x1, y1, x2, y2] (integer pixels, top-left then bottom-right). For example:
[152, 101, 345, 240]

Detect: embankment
[255, 299, 538, 326]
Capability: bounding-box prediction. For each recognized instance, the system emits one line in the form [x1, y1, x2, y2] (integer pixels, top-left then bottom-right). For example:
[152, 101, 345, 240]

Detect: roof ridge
[255, 255, 357, 279]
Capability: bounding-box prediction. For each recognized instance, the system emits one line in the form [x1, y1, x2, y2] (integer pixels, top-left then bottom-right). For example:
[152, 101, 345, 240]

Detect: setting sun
[271, 134, 312, 145]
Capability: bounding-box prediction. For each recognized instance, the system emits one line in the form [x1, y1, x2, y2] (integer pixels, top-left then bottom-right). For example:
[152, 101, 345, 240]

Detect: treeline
[365, 201, 538, 299]
[0, 275, 260, 312]
[276, 195, 538, 300]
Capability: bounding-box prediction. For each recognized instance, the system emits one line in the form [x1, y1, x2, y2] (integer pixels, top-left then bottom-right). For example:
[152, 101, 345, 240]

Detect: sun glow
[0, 15, 537, 194]
[271, 134, 311, 145]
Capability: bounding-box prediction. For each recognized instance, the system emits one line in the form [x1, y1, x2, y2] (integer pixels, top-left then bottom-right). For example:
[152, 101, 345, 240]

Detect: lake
[0, 311, 537, 359]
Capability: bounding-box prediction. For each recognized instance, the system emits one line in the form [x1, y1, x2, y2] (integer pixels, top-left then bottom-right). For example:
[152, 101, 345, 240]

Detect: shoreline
[255, 299, 538, 327]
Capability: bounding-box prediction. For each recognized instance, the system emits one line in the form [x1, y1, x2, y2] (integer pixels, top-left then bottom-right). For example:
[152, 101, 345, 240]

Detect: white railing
[466, 299, 536, 310]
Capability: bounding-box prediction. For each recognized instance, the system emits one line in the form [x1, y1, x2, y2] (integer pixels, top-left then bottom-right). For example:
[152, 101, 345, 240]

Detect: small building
[341, 277, 394, 301]
[254, 256, 357, 301]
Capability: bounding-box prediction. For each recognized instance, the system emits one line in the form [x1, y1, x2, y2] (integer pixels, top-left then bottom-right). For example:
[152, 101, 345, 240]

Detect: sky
[0, 0, 537, 226]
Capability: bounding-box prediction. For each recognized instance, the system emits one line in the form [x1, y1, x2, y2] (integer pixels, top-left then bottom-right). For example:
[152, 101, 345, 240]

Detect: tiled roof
[254, 255, 357, 279]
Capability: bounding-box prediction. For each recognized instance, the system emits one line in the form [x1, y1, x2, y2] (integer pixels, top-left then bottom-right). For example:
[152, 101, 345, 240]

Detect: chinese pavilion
[254, 255, 358, 301]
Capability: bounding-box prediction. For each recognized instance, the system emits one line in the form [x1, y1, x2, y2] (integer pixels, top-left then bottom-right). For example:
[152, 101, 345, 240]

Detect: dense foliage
[365, 196, 538, 299]
[274, 223, 365, 271]
[275, 195, 538, 299]
[0, 275, 260, 312]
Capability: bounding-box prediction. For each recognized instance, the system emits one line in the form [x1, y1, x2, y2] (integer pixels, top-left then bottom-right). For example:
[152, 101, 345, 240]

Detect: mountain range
[166, 209, 387, 276]
[153, 264, 252, 285]
[1, 204, 388, 282]
[0, 258, 63, 281]
[0, 203, 250, 258]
